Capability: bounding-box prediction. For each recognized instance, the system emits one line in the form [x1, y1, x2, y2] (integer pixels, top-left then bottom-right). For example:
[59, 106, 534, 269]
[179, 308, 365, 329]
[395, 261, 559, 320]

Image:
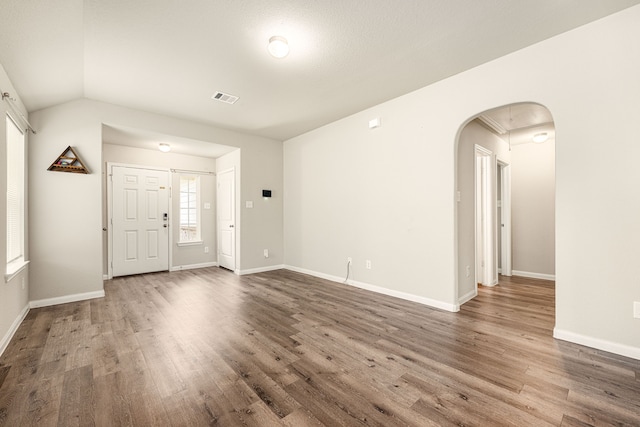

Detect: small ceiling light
[532, 132, 549, 143]
[158, 143, 171, 152]
[268, 36, 289, 58]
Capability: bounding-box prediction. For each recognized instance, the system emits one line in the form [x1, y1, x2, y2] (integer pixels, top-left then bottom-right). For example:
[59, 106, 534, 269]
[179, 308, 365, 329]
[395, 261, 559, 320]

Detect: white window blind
[6, 115, 25, 265]
[179, 176, 200, 242]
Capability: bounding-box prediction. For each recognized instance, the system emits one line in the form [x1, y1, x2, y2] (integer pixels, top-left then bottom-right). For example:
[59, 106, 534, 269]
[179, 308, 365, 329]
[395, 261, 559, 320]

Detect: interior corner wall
[456, 121, 511, 301]
[0, 64, 30, 355]
[28, 99, 283, 303]
[237, 140, 283, 273]
[283, 5, 640, 358]
[510, 140, 556, 277]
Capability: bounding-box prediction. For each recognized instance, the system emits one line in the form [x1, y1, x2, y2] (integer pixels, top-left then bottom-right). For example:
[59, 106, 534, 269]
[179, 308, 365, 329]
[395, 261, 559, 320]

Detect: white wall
[29, 99, 283, 303]
[102, 143, 218, 274]
[457, 120, 511, 301]
[284, 6, 640, 358]
[0, 64, 30, 355]
[238, 141, 284, 273]
[511, 140, 556, 277]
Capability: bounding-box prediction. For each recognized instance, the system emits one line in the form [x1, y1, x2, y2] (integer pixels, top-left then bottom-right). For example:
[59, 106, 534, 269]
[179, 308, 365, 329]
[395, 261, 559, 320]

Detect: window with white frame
[6, 114, 25, 273]
[179, 176, 201, 243]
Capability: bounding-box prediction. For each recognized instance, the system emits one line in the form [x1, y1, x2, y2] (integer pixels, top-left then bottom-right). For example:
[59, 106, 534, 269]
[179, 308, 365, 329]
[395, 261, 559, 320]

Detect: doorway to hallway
[456, 102, 555, 307]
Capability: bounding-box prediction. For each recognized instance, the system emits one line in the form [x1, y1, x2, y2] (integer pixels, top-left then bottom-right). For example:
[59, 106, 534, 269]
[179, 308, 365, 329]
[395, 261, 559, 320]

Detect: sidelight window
[179, 176, 201, 243]
[6, 114, 26, 279]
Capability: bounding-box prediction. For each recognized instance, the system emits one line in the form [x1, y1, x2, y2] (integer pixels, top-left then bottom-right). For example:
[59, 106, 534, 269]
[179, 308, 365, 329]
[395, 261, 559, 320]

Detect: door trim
[474, 145, 497, 289]
[498, 160, 512, 277]
[106, 162, 173, 279]
[216, 167, 237, 273]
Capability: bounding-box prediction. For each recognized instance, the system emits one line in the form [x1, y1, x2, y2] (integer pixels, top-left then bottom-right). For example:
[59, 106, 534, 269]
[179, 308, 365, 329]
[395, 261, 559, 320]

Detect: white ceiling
[477, 103, 555, 145]
[1, 0, 639, 144]
[102, 125, 238, 158]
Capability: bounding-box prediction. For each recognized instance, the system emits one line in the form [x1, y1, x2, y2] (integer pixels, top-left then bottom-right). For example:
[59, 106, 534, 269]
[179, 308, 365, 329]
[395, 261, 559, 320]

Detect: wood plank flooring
[0, 269, 638, 426]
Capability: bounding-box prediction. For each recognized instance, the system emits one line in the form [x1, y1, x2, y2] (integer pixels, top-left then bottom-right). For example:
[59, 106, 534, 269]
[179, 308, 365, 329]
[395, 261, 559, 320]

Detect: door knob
[163, 224, 168, 228]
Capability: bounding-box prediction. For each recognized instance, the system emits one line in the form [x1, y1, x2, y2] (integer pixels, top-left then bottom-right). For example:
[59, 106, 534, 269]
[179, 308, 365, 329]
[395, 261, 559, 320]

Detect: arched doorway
[456, 102, 555, 305]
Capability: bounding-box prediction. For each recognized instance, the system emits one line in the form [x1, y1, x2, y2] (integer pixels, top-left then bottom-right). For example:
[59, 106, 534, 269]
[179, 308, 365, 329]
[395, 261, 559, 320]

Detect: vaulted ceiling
[1, 0, 639, 141]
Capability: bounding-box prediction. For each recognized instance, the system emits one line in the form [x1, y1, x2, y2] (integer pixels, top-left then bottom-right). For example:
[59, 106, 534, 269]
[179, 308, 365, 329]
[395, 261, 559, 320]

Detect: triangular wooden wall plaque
[48, 146, 89, 174]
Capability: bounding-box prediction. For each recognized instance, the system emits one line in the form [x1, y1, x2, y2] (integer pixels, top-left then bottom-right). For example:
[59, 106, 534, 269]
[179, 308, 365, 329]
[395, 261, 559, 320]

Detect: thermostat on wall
[262, 190, 272, 198]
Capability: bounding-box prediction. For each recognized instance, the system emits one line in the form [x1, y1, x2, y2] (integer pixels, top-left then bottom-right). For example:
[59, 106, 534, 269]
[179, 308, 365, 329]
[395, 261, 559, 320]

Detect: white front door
[217, 168, 236, 271]
[112, 166, 170, 277]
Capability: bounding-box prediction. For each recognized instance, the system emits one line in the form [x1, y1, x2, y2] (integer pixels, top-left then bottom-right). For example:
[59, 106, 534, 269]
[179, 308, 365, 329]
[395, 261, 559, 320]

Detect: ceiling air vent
[211, 91, 239, 104]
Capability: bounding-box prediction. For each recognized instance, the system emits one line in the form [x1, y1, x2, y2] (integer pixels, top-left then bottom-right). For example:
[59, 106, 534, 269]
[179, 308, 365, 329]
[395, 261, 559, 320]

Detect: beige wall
[284, 6, 640, 358]
[0, 64, 30, 354]
[511, 140, 556, 276]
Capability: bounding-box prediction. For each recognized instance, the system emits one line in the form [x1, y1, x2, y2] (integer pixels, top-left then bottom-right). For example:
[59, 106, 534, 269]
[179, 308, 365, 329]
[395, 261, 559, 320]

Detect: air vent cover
[211, 91, 239, 104]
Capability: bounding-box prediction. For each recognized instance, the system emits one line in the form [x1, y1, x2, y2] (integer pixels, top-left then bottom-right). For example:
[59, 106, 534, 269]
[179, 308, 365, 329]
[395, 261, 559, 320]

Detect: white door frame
[498, 160, 512, 277]
[216, 167, 237, 272]
[474, 145, 498, 288]
[106, 162, 173, 279]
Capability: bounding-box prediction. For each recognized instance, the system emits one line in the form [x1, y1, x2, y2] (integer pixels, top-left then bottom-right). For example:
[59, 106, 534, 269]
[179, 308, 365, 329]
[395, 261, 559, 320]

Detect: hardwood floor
[1, 269, 638, 426]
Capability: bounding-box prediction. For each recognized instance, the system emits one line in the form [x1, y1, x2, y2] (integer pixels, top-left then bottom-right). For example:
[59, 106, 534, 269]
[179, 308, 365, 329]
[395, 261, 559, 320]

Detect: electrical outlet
[365, 260, 372, 269]
[466, 266, 470, 278]
[634, 301, 640, 319]
[347, 257, 352, 264]
[264, 249, 269, 258]
[204, 246, 209, 254]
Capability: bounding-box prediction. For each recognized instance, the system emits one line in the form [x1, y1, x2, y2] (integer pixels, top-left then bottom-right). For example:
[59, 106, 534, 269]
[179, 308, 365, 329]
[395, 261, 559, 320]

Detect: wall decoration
[48, 146, 89, 174]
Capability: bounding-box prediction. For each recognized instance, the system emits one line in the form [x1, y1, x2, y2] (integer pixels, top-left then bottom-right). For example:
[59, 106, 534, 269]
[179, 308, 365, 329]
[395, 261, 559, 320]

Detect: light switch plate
[246, 201, 253, 208]
[203, 202, 211, 209]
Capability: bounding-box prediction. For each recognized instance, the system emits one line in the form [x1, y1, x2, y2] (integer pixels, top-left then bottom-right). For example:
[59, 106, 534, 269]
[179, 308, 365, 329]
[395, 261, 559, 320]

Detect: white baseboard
[29, 290, 106, 309]
[0, 304, 30, 358]
[554, 328, 640, 361]
[284, 265, 345, 284]
[103, 274, 109, 280]
[238, 264, 285, 275]
[284, 265, 458, 312]
[170, 262, 218, 272]
[512, 270, 556, 281]
[457, 289, 477, 307]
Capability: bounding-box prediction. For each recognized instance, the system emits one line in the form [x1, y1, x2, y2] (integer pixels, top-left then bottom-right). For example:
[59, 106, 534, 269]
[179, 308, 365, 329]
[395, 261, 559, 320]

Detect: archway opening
[456, 102, 555, 308]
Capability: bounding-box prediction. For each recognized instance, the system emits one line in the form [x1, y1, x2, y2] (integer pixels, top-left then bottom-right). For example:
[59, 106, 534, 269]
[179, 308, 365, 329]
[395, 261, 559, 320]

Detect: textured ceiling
[477, 103, 555, 146]
[1, 0, 639, 142]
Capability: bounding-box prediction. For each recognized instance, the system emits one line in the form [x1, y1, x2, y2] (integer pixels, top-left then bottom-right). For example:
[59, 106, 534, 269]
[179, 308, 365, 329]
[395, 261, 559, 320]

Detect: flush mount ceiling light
[268, 36, 289, 58]
[532, 132, 549, 143]
[158, 143, 171, 152]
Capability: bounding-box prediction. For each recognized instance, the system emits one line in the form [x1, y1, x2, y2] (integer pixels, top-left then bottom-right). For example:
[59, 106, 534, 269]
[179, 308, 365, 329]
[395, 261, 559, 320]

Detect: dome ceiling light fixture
[532, 132, 549, 143]
[268, 36, 289, 58]
[158, 143, 171, 152]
